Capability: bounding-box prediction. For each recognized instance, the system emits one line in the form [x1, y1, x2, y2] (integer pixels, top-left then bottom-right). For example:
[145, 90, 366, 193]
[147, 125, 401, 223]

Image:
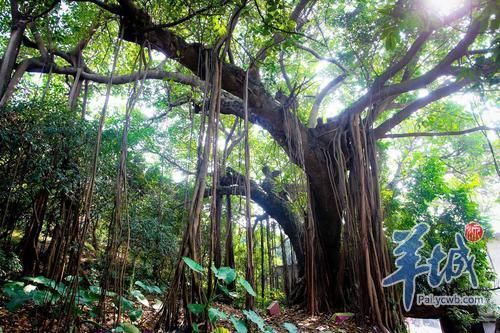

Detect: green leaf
[283, 323, 298, 333]
[23, 284, 37, 293]
[134, 280, 162, 294]
[130, 289, 149, 307]
[242, 310, 265, 332]
[187, 303, 205, 315]
[182, 256, 204, 274]
[117, 323, 140, 333]
[116, 296, 135, 312]
[230, 315, 248, 333]
[24, 276, 55, 287]
[2, 281, 24, 297]
[129, 308, 143, 322]
[214, 267, 236, 284]
[152, 299, 163, 310]
[218, 285, 238, 298]
[208, 307, 227, 323]
[32, 290, 56, 305]
[193, 323, 200, 333]
[6, 294, 31, 311]
[214, 328, 231, 333]
[237, 276, 256, 297]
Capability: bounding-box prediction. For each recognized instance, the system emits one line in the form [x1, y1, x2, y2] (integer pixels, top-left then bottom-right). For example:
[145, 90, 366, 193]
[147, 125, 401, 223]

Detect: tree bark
[19, 188, 49, 275]
[0, 19, 26, 101]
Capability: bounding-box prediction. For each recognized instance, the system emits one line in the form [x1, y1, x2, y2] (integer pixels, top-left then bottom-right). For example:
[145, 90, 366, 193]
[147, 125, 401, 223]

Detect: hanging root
[315, 114, 404, 332]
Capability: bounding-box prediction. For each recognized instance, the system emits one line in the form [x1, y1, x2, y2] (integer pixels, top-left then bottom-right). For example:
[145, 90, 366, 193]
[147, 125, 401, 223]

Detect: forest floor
[0, 300, 373, 333]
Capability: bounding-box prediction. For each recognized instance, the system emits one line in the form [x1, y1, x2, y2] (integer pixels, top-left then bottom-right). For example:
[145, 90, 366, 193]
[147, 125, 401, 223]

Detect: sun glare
[422, 0, 464, 16]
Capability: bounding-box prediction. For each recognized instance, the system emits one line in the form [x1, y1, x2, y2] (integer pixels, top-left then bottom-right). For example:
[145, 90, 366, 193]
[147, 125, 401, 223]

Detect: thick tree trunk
[302, 121, 404, 331]
[20, 188, 49, 275]
[218, 169, 305, 274]
[0, 20, 26, 101]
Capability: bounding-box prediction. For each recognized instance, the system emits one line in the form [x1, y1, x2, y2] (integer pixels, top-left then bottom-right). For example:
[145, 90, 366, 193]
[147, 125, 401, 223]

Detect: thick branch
[74, 0, 122, 15]
[24, 59, 202, 86]
[380, 126, 498, 139]
[208, 168, 305, 272]
[114, 0, 298, 145]
[373, 79, 471, 138]
[308, 74, 346, 128]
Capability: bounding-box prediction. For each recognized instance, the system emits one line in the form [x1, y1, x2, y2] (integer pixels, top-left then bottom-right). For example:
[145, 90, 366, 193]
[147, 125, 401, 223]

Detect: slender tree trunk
[260, 219, 265, 302]
[224, 194, 235, 290]
[214, 193, 222, 268]
[68, 68, 83, 110]
[266, 218, 273, 290]
[280, 230, 290, 300]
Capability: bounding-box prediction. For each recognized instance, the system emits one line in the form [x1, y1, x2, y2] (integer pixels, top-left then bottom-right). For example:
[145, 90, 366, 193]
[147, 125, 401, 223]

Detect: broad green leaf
[214, 267, 236, 284]
[152, 299, 163, 310]
[89, 285, 101, 295]
[129, 308, 143, 322]
[237, 276, 256, 297]
[23, 284, 37, 293]
[214, 328, 231, 333]
[187, 303, 205, 315]
[6, 294, 31, 311]
[24, 276, 55, 287]
[230, 315, 248, 333]
[182, 256, 204, 274]
[208, 307, 227, 323]
[242, 310, 265, 332]
[117, 323, 140, 333]
[2, 281, 24, 297]
[130, 289, 149, 307]
[32, 290, 55, 305]
[116, 296, 135, 311]
[134, 280, 162, 294]
[283, 323, 298, 333]
[219, 285, 238, 298]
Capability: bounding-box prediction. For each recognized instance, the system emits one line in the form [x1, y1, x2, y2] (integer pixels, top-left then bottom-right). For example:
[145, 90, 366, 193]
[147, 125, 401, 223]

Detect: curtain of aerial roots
[322, 114, 404, 332]
[157, 51, 222, 330]
[280, 92, 318, 313]
[55, 28, 124, 332]
[243, 70, 255, 310]
[98, 48, 148, 325]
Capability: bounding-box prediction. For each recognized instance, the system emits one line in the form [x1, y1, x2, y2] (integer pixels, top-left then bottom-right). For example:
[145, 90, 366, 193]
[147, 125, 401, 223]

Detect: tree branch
[317, 6, 484, 135]
[307, 74, 346, 128]
[293, 42, 347, 73]
[73, 0, 122, 15]
[373, 79, 471, 138]
[254, 0, 314, 64]
[379, 126, 498, 139]
[30, 0, 60, 20]
[145, 1, 228, 31]
[24, 59, 203, 86]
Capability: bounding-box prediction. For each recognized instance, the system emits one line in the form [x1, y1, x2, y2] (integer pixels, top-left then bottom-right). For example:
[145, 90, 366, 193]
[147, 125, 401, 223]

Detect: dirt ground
[0, 301, 375, 332]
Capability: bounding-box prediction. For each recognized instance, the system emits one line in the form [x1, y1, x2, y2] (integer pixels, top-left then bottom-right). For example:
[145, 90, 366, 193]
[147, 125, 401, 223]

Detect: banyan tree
[0, 0, 497, 331]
